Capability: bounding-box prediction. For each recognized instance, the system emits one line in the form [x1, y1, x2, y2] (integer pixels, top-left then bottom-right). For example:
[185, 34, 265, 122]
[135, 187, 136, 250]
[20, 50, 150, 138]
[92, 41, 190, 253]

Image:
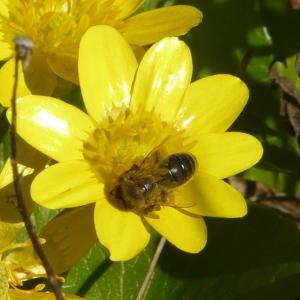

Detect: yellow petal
[0, 58, 31, 107]
[130, 37, 192, 123]
[8, 289, 83, 300]
[7, 95, 95, 162]
[0, 142, 47, 225]
[114, 0, 144, 19]
[0, 175, 34, 223]
[0, 0, 9, 18]
[0, 159, 33, 189]
[0, 138, 48, 189]
[31, 160, 102, 209]
[146, 207, 207, 253]
[94, 200, 150, 261]
[79, 25, 137, 123]
[0, 221, 23, 250]
[48, 52, 79, 84]
[0, 41, 12, 60]
[41, 205, 97, 274]
[0, 265, 8, 300]
[192, 132, 263, 179]
[4, 242, 45, 276]
[180, 171, 247, 218]
[122, 5, 202, 46]
[15, 137, 49, 170]
[24, 52, 57, 96]
[176, 74, 249, 134]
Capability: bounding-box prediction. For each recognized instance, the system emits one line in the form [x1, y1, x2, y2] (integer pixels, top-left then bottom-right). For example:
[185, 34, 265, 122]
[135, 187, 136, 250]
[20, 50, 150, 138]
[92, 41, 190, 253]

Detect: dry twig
[136, 237, 166, 300]
[10, 36, 65, 300]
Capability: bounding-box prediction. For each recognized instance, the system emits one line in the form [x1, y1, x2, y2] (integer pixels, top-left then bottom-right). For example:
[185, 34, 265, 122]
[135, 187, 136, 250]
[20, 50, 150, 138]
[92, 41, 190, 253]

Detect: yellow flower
[0, 0, 202, 107]
[0, 220, 44, 298]
[0, 138, 48, 223]
[8, 25, 263, 261]
[0, 220, 82, 299]
[0, 164, 83, 299]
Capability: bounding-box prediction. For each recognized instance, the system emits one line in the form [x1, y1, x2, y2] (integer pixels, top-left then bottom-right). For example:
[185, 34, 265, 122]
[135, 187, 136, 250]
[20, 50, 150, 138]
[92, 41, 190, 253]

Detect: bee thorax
[112, 176, 157, 210]
[123, 177, 156, 200]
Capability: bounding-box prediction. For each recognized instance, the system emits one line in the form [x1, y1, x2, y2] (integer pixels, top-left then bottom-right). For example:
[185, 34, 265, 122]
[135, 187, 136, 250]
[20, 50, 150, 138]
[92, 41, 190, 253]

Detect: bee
[110, 152, 197, 216]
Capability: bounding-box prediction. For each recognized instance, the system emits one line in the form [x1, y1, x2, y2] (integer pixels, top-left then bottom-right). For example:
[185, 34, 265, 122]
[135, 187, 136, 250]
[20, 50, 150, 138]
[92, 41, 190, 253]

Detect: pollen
[83, 109, 185, 181]
[0, 0, 124, 55]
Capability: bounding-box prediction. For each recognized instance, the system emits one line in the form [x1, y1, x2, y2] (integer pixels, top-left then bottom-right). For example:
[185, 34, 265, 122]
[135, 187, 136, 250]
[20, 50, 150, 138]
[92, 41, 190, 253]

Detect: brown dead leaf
[289, 0, 300, 10]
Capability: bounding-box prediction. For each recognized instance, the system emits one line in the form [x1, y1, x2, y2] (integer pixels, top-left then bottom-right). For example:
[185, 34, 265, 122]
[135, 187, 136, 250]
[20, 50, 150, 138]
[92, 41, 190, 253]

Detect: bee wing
[139, 136, 172, 169]
[127, 149, 160, 178]
[162, 194, 196, 209]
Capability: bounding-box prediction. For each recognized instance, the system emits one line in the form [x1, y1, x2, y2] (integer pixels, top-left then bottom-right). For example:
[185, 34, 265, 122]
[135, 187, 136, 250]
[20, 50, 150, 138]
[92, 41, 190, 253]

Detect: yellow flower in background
[0, 220, 44, 298]
[0, 221, 84, 300]
[0, 220, 83, 299]
[0, 138, 48, 223]
[0, 155, 97, 274]
[0, 222, 47, 289]
[0, 0, 202, 107]
[8, 26, 263, 261]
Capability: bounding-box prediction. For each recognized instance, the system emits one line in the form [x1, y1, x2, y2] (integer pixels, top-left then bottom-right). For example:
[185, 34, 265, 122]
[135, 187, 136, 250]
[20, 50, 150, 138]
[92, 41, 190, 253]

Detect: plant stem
[10, 40, 65, 300]
[136, 237, 166, 300]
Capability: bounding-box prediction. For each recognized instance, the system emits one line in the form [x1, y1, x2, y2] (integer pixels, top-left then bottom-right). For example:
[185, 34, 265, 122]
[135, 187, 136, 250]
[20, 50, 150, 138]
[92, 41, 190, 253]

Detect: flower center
[83, 109, 196, 217]
[0, 0, 124, 54]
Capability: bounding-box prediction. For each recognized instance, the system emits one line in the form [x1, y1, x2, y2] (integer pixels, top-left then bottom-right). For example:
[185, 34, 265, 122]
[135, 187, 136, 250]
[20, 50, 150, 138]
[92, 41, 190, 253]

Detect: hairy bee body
[111, 152, 197, 215]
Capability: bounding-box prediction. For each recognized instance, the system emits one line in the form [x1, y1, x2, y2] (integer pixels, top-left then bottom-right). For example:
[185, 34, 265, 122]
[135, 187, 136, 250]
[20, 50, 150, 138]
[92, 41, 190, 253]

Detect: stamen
[0, 0, 123, 54]
[83, 109, 194, 216]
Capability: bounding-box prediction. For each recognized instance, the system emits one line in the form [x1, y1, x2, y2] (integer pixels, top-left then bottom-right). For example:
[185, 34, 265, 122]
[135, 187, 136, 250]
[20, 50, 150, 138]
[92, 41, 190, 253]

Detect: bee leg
[153, 150, 163, 164]
[119, 197, 129, 210]
[160, 190, 171, 204]
[144, 210, 160, 219]
[151, 205, 161, 211]
[143, 205, 161, 218]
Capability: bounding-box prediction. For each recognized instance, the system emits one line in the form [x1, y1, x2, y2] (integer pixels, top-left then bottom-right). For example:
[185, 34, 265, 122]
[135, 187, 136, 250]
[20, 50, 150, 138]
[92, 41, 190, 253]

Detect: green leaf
[244, 167, 300, 195]
[140, 0, 175, 11]
[144, 205, 300, 300]
[62, 235, 159, 299]
[62, 242, 108, 295]
[272, 54, 300, 95]
[63, 205, 300, 300]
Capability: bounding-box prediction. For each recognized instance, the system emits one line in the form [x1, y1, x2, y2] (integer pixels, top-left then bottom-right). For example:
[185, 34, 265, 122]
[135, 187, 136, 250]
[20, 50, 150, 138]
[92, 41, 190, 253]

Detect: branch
[136, 237, 166, 300]
[10, 36, 65, 300]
